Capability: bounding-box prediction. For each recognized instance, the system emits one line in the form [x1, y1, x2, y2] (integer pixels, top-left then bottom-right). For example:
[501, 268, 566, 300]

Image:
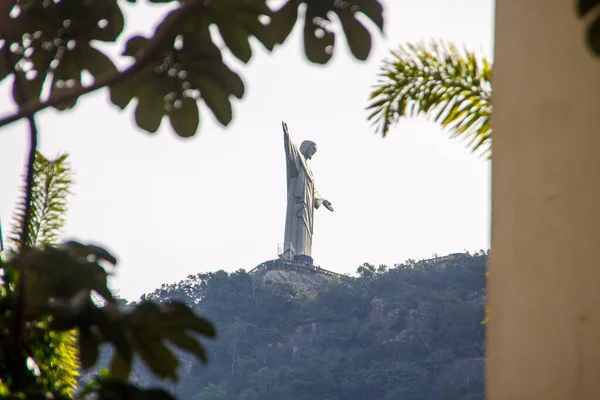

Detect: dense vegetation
[96, 252, 486, 400]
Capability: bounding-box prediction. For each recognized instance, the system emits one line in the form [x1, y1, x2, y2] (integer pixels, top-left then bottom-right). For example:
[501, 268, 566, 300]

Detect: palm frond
[6, 151, 79, 397]
[9, 151, 73, 249]
[367, 40, 493, 157]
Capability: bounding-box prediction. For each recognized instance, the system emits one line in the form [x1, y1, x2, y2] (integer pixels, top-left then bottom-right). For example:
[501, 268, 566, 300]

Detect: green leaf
[0, 44, 10, 84]
[109, 352, 133, 381]
[294, 0, 384, 64]
[88, 2, 125, 42]
[217, 23, 253, 63]
[337, 10, 372, 60]
[79, 44, 118, 80]
[170, 97, 200, 138]
[158, 302, 216, 337]
[135, 338, 179, 380]
[123, 35, 149, 58]
[134, 81, 169, 133]
[167, 332, 209, 364]
[7, 242, 117, 319]
[50, 58, 82, 111]
[189, 73, 232, 126]
[12, 48, 53, 105]
[303, 6, 335, 64]
[352, 0, 384, 31]
[122, 301, 215, 380]
[183, 54, 245, 99]
[269, 0, 299, 44]
[183, 0, 272, 62]
[86, 244, 118, 265]
[93, 307, 132, 358]
[110, 77, 138, 109]
[79, 327, 99, 369]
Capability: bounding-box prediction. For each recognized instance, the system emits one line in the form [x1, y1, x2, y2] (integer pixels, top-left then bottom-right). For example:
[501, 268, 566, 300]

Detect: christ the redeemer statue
[282, 121, 333, 264]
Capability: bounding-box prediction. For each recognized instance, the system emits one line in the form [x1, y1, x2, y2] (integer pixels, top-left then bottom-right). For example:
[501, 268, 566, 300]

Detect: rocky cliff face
[369, 297, 405, 331]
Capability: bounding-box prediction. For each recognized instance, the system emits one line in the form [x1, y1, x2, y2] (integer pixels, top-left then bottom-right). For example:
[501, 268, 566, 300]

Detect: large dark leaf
[267, 0, 299, 44]
[78, 326, 100, 369]
[126, 300, 215, 379]
[109, 352, 133, 382]
[169, 97, 200, 138]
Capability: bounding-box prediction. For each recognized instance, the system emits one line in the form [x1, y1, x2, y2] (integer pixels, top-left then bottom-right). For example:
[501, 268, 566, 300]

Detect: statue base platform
[293, 254, 314, 265]
[248, 258, 343, 295]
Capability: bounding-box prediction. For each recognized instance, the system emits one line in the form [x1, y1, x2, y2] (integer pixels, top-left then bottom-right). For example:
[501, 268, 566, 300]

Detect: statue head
[300, 140, 317, 159]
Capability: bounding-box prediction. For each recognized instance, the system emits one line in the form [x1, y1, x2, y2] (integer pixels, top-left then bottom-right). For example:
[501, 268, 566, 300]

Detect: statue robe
[283, 134, 323, 259]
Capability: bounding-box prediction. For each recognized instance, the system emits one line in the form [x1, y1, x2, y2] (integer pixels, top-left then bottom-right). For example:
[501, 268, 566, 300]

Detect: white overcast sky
[0, 0, 494, 300]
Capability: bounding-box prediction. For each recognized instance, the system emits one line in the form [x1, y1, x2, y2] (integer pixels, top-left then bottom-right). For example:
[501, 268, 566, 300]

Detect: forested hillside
[82, 252, 487, 400]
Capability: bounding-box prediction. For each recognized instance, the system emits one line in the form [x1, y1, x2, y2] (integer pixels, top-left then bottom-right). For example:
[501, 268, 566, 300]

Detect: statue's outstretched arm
[282, 121, 300, 174]
[282, 121, 293, 152]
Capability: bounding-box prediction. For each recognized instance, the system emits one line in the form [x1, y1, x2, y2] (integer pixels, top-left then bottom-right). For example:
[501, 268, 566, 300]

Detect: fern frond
[367, 40, 493, 157]
[9, 151, 73, 249]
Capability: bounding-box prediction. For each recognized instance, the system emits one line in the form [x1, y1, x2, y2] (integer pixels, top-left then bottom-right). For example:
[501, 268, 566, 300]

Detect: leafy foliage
[1, 241, 216, 398]
[1, 0, 384, 137]
[367, 41, 492, 157]
[2, 0, 121, 108]
[112, 252, 487, 400]
[10, 151, 73, 249]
